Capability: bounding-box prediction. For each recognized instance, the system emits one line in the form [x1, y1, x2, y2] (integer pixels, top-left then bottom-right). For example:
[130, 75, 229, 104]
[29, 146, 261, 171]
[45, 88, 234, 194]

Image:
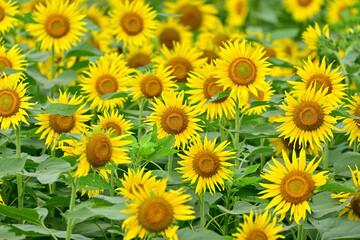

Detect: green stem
[50, 46, 55, 98]
[110, 170, 115, 240]
[65, 176, 78, 240]
[297, 224, 303, 240]
[354, 138, 358, 152]
[234, 98, 241, 168]
[41, 222, 58, 240]
[137, 98, 146, 142]
[219, 119, 225, 142]
[323, 142, 328, 170]
[333, 51, 350, 96]
[16, 126, 23, 213]
[260, 118, 266, 169]
[205, 212, 227, 229]
[199, 193, 205, 229]
[168, 154, 173, 173]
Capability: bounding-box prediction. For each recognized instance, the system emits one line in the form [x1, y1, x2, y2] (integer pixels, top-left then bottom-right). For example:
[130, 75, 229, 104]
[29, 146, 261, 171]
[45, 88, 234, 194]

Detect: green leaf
[57, 133, 82, 142]
[205, 91, 230, 104]
[35, 157, 71, 184]
[270, 28, 299, 40]
[0, 205, 44, 225]
[267, 58, 294, 68]
[65, 42, 103, 59]
[42, 103, 83, 116]
[25, 69, 49, 86]
[331, 109, 360, 119]
[333, 152, 360, 177]
[252, 123, 276, 136]
[0, 68, 22, 75]
[0, 225, 25, 240]
[0, 155, 27, 178]
[177, 228, 224, 240]
[217, 201, 266, 215]
[148, 148, 179, 161]
[317, 181, 355, 193]
[83, 18, 101, 32]
[98, 91, 130, 100]
[27, 51, 50, 62]
[50, 70, 78, 85]
[238, 164, 261, 177]
[310, 192, 352, 218]
[247, 146, 274, 157]
[309, 217, 360, 240]
[78, 173, 112, 191]
[157, 12, 182, 17]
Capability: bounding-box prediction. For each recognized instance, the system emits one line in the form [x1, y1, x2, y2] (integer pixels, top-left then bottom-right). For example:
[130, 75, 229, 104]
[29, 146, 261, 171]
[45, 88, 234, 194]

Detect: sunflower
[81, 53, 133, 111]
[155, 42, 206, 83]
[302, 23, 330, 52]
[241, 81, 274, 115]
[268, 137, 321, 157]
[342, 96, 360, 146]
[259, 149, 328, 224]
[0, 0, 19, 34]
[84, 4, 109, 31]
[87, 31, 113, 53]
[326, 0, 358, 24]
[122, 179, 195, 240]
[38, 52, 76, 80]
[282, 0, 323, 22]
[0, 44, 27, 80]
[27, 0, 86, 53]
[0, 75, 34, 130]
[215, 40, 270, 101]
[156, 18, 193, 50]
[62, 130, 132, 177]
[290, 57, 346, 106]
[110, 0, 157, 46]
[331, 165, 360, 221]
[147, 91, 203, 148]
[129, 62, 178, 100]
[35, 91, 91, 150]
[98, 109, 133, 136]
[20, 0, 46, 14]
[233, 210, 284, 240]
[126, 42, 155, 69]
[177, 136, 234, 195]
[164, 0, 219, 31]
[117, 167, 160, 200]
[276, 87, 337, 150]
[225, 0, 249, 27]
[187, 63, 235, 120]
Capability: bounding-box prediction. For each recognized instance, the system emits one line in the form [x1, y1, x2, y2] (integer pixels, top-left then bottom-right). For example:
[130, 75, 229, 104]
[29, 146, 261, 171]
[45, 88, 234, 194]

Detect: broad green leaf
[0, 68, 22, 75]
[26, 51, 50, 62]
[177, 228, 224, 240]
[57, 133, 82, 141]
[99, 91, 130, 100]
[0, 205, 43, 225]
[217, 201, 266, 215]
[157, 12, 182, 17]
[331, 109, 360, 119]
[247, 146, 274, 157]
[65, 42, 103, 58]
[25, 69, 49, 86]
[333, 152, 360, 177]
[0, 155, 27, 178]
[148, 148, 179, 160]
[270, 28, 299, 40]
[0, 225, 25, 240]
[309, 217, 360, 240]
[50, 70, 78, 86]
[35, 157, 71, 184]
[83, 18, 101, 32]
[267, 58, 294, 68]
[42, 103, 83, 116]
[310, 192, 352, 218]
[317, 181, 355, 193]
[252, 123, 276, 136]
[78, 173, 112, 191]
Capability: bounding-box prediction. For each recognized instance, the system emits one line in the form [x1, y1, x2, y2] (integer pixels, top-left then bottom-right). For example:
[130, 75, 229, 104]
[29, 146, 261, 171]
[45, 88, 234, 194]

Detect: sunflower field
[1, 0, 360, 239]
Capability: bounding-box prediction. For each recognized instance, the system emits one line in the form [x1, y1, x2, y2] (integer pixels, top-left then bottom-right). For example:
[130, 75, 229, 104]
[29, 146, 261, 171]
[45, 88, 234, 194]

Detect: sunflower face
[157, 18, 192, 50]
[0, 45, 27, 80]
[161, 108, 188, 135]
[326, 0, 358, 24]
[343, 96, 360, 146]
[49, 115, 76, 134]
[99, 110, 133, 136]
[282, 0, 323, 22]
[86, 132, 112, 168]
[126, 43, 154, 69]
[226, 0, 249, 27]
[0, 89, 20, 118]
[0, 0, 19, 34]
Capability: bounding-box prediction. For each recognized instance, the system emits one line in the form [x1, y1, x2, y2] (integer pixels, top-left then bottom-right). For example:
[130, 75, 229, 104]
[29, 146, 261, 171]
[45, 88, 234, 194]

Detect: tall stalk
[50, 46, 55, 98]
[199, 193, 205, 229]
[137, 98, 146, 141]
[110, 170, 115, 240]
[65, 176, 78, 240]
[16, 126, 23, 212]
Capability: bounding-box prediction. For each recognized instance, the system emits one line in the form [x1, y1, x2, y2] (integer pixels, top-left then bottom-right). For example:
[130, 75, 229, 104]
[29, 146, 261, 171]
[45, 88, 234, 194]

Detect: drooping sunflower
[27, 0, 86, 53]
[122, 179, 195, 240]
[331, 165, 360, 221]
[125, 42, 155, 69]
[276, 87, 337, 150]
[0, 44, 27, 80]
[98, 110, 133, 136]
[282, 0, 323, 22]
[81, 53, 133, 111]
[35, 91, 91, 150]
[129, 62, 178, 100]
[110, 0, 157, 46]
[62, 130, 132, 177]
[215, 40, 270, 101]
[147, 91, 203, 148]
[290, 57, 346, 106]
[187, 63, 235, 120]
[268, 137, 321, 157]
[233, 210, 284, 240]
[117, 168, 160, 200]
[155, 42, 207, 83]
[0, 75, 34, 130]
[225, 0, 249, 27]
[240, 81, 274, 115]
[0, 0, 19, 34]
[342, 96, 360, 147]
[259, 149, 328, 224]
[326, 0, 358, 24]
[164, 0, 219, 31]
[302, 23, 330, 52]
[177, 136, 234, 195]
[156, 18, 193, 50]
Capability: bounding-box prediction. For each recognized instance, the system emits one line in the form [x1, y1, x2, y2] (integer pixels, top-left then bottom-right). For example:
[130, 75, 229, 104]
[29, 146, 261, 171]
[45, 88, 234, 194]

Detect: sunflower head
[302, 22, 329, 52]
[0, 44, 27, 80]
[225, 0, 249, 27]
[342, 96, 360, 146]
[156, 18, 193, 50]
[282, 0, 323, 22]
[98, 110, 133, 136]
[0, 0, 19, 34]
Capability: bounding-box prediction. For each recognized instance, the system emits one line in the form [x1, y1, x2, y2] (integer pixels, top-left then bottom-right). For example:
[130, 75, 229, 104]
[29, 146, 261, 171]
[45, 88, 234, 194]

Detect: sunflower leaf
[99, 91, 130, 100]
[42, 103, 83, 116]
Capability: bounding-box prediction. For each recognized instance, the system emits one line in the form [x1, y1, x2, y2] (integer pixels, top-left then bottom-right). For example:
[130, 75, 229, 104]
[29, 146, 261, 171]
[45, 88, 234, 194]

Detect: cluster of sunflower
[1, 0, 360, 239]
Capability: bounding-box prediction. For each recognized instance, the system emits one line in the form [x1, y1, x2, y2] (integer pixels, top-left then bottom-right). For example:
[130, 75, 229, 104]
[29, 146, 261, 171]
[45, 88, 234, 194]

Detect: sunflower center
[246, 229, 268, 240]
[248, 89, 265, 101]
[236, 1, 244, 14]
[138, 196, 173, 232]
[160, 27, 180, 49]
[166, 57, 192, 83]
[161, 108, 188, 135]
[49, 114, 76, 134]
[121, 13, 143, 36]
[102, 122, 122, 136]
[306, 74, 332, 94]
[140, 75, 163, 98]
[177, 4, 203, 31]
[45, 14, 70, 38]
[264, 47, 276, 59]
[95, 74, 118, 95]
[297, 0, 312, 6]
[0, 7, 4, 21]
[201, 50, 219, 64]
[203, 76, 228, 103]
[354, 107, 360, 125]
[350, 194, 360, 218]
[87, 16, 100, 27]
[280, 170, 315, 204]
[86, 132, 112, 168]
[0, 56, 12, 72]
[128, 53, 151, 69]
[229, 57, 257, 86]
[0, 89, 21, 118]
[213, 34, 229, 48]
[293, 101, 324, 131]
[193, 150, 220, 178]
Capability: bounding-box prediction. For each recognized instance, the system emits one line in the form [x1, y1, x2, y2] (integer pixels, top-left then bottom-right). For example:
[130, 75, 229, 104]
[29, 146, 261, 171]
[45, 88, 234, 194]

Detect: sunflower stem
[234, 98, 244, 168]
[65, 176, 78, 240]
[354, 138, 358, 152]
[199, 193, 205, 229]
[16, 126, 24, 219]
[323, 142, 328, 170]
[332, 51, 350, 96]
[50, 46, 55, 98]
[168, 154, 173, 173]
[297, 224, 303, 240]
[260, 118, 266, 170]
[219, 118, 225, 142]
[110, 170, 115, 240]
[137, 98, 146, 142]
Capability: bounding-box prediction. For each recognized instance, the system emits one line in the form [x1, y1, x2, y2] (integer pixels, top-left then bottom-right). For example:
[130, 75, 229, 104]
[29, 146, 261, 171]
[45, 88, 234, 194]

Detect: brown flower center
[49, 114, 76, 134]
[95, 74, 118, 95]
[128, 53, 151, 69]
[193, 150, 220, 178]
[246, 229, 268, 240]
[305, 73, 332, 95]
[350, 194, 360, 218]
[228, 57, 257, 86]
[237, 1, 244, 14]
[293, 101, 324, 131]
[298, 0, 312, 6]
[102, 122, 122, 136]
[354, 106, 360, 125]
[86, 132, 112, 168]
[177, 4, 202, 31]
[159, 27, 181, 49]
[45, 14, 70, 38]
[248, 89, 265, 102]
[161, 107, 188, 135]
[166, 57, 192, 83]
[0, 89, 21, 118]
[213, 34, 229, 48]
[121, 13, 143, 36]
[0, 7, 4, 22]
[201, 50, 219, 64]
[0, 56, 12, 72]
[203, 76, 228, 103]
[140, 75, 163, 98]
[264, 47, 276, 59]
[280, 170, 315, 204]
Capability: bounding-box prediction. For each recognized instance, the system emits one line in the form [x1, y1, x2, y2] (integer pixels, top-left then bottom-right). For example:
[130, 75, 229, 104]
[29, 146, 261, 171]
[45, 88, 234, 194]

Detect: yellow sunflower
[276, 87, 337, 150]
[259, 149, 328, 224]
[27, 0, 86, 53]
[302, 23, 330, 52]
[331, 165, 360, 221]
[233, 210, 284, 240]
[342, 96, 360, 146]
[35, 91, 91, 150]
[0, 75, 34, 130]
[326, 0, 358, 24]
[215, 40, 270, 101]
[282, 0, 323, 22]
[62, 130, 132, 177]
[187, 62, 235, 120]
[147, 91, 203, 148]
[98, 109, 133, 136]
[241, 81, 274, 115]
[290, 57, 346, 107]
[155, 42, 207, 83]
[84, 4, 109, 31]
[110, 0, 157, 46]
[20, 0, 46, 14]
[81, 53, 133, 111]
[129, 62, 178, 100]
[177, 136, 234, 195]
[225, 0, 249, 27]
[156, 18, 193, 50]
[0, 44, 27, 80]
[125, 42, 155, 69]
[164, 0, 219, 31]
[122, 179, 195, 240]
[117, 167, 160, 200]
[268, 137, 321, 157]
[0, 0, 19, 34]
